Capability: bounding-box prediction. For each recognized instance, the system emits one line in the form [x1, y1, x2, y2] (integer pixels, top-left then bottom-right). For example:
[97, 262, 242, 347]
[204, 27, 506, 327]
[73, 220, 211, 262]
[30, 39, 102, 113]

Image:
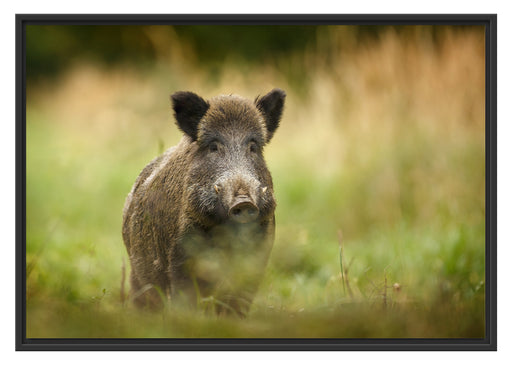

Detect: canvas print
[24, 23, 486, 339]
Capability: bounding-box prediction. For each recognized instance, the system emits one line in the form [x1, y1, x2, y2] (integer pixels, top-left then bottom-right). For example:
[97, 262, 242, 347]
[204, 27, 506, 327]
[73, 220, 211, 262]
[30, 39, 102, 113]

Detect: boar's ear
[171, 91, 209, 141]
[255, 88, 286, 142]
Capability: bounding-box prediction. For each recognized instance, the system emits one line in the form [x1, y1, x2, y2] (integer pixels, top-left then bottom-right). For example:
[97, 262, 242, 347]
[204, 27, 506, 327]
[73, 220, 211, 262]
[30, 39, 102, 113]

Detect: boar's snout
[228, 195, 259, 224]
[213, 173, 266, 224]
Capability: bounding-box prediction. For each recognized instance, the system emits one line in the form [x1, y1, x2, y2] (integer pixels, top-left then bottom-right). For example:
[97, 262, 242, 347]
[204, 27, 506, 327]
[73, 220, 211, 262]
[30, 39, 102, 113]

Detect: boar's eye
[208, 141, 219, 153]
[249, 140, 259, 153]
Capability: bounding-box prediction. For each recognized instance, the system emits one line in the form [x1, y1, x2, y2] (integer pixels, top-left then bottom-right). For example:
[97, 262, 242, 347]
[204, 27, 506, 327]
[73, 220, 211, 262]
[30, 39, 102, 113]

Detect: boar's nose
[228, 196, 259, 224]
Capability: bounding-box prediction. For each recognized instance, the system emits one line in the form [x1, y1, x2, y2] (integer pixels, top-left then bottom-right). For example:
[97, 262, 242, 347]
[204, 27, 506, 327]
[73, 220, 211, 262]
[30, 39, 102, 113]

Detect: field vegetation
[26, 25, 485, 338]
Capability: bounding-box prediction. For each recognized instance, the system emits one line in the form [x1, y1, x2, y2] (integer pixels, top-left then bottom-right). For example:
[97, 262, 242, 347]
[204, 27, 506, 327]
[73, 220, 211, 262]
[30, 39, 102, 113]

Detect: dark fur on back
[122, 89, 285, 315]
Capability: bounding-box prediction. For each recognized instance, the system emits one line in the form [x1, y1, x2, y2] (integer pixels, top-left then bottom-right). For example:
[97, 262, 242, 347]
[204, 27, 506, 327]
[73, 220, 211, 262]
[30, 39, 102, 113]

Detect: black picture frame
[16, 13, 497, 351]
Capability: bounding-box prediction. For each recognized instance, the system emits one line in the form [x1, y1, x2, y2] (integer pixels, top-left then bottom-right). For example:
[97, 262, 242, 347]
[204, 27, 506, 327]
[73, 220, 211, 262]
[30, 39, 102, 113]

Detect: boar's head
[171, 89, 286, 231]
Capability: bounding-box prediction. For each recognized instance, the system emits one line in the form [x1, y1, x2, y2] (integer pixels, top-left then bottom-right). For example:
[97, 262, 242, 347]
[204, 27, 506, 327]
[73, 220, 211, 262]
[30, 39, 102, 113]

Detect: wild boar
[122, 89, 285, 316]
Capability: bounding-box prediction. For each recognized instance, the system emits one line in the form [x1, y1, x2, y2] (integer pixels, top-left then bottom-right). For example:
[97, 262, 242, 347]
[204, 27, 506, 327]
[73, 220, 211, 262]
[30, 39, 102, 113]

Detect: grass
[25, 25, 486, 338]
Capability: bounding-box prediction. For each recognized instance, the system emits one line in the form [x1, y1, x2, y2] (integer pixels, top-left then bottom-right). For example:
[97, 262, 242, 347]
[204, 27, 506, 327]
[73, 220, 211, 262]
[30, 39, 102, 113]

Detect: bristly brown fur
[122, 89, 285, 316]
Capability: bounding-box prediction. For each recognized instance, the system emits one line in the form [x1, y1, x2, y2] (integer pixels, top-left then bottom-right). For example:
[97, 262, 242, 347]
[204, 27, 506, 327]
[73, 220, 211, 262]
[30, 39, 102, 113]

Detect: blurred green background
[26, 24, 486, 338]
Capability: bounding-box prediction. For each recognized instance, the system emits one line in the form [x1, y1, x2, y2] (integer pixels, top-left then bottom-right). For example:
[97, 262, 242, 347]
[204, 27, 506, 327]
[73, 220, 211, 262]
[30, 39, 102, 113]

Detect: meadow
[25, 25, 486, 338]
